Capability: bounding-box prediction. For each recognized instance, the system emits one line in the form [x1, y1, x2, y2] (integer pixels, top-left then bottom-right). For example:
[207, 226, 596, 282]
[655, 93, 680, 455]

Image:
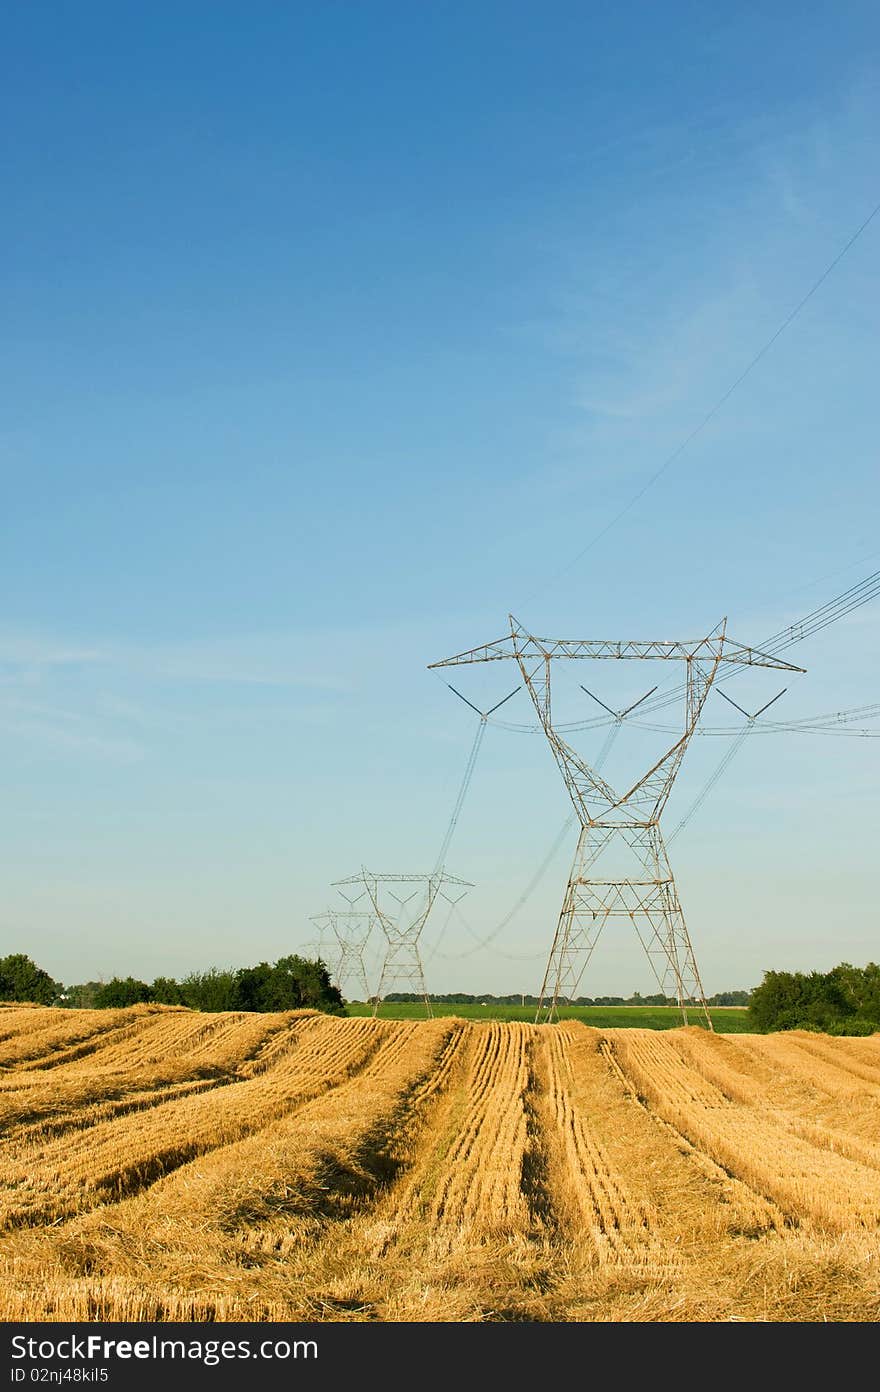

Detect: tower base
[535, 822, 711, 1028]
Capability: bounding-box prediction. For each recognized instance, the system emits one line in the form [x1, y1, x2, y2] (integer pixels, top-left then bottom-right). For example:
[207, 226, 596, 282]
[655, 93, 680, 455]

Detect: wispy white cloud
[0, 625, 395, 692]
[0, 713, 143, 762]
[0, 636, 104, 667]
[0, 618, 434, 760]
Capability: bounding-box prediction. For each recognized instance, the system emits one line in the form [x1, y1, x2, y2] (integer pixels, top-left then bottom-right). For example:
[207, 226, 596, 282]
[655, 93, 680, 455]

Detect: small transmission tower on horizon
[430, 615, 803, 1028]
[309, 904, 377, 1004]
[333, 869, 471, 1017]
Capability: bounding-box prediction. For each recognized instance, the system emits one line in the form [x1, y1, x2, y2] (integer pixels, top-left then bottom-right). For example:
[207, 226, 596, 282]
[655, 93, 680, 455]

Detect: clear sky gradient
[2, 2, 879, 996]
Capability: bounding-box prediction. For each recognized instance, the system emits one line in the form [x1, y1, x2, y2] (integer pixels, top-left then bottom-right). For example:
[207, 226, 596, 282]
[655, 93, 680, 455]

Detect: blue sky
[2, 2, 879, 996]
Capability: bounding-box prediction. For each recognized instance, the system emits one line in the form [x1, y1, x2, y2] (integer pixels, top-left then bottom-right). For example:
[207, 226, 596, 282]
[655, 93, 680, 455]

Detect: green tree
[228, 962, 273, 1011]
[50, 956, 346, 1015]
[56, 981, 102, 1008]
[151, 976, 184, 1005]
[0, 953, 60, 1005]
[230, 955, 345, 1014]
[827, 962, 880, 1024]
[178, 968, 237, 1012]
[748, 968, 856, 1032]
[93, 976, 153, 1007]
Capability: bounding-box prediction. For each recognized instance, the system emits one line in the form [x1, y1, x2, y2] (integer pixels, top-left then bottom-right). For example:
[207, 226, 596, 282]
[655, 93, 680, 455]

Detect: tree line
[3, 950, 878, 1034]
[381, 990, 752, 1006]
[0, 953, 344, 1015]
[0, 957, 751, 1013]
[746, 963, 880, 1035]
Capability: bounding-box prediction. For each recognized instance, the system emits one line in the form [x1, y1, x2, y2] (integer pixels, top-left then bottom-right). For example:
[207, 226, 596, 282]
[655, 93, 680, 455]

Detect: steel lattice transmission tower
[430, 616, 803, 1027]
[309, 906, 377, 1004]
[333, 870, 471, 1017]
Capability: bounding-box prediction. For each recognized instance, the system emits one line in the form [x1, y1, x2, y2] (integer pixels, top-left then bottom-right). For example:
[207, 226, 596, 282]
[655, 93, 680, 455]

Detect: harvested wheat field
[2, 1003, 880, 1322]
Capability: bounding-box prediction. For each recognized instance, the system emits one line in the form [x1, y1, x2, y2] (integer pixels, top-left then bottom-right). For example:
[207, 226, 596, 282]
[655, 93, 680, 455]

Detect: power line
[424, 559, 880, 968]
[425, 685, 521, 962]
[758, 570, 880, 653]
[633, 568, 880, 721]
[426, 701, 625, 963]
[667, 713, 759, 847]
[489, 565, 880, 734]
[521, 196, 880, 606]
[432, 720, 487, 876]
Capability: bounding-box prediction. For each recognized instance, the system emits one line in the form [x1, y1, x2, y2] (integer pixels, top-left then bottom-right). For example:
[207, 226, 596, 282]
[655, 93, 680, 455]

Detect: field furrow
[3, 1009, 880, 1322]
[595, 1035, 786, 1237]
[611, 1030, 880, 1231]
[5, 1076, 228, 1146]
[0, 1015, 390, 1226]
[666, 1030, 880, 1168]
[0, 1020, 459, 1320]
[747, 1032, 880, 1095]
[70, 1011, 278, 1073]
[534, 1025, 663, 1265]
[0, 1010, 143, 1069]
[416, 1022, 535, 1239]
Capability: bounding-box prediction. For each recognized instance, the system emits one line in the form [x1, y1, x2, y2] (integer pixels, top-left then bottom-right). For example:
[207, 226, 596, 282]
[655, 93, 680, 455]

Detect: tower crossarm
[429, 618, 803, 828]
[310, 909, 376, 949]
[716, 643, 804, 672]
[429, 629, 804, 673]
[310, 912, 375, 923]
[333, 871, 473, 887]
[310, 911, 376, 924]
[332, 869, 472, 948]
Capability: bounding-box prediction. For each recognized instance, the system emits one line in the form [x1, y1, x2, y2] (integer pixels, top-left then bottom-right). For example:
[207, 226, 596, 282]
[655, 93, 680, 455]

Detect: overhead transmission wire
[666, 725, 753, 846]
[757, 568, 880, 653]
[627, 566, 880, 724]
[518, 196, 880, 609]
[431, 816, 575, 962]
[431, 684, 521, 876]
[431, 720, 487, 877]
[431, 561, 880, 957]
[485, 564, 880, 736]
[634, 702, 880, 738]
[431, 706, 627, 963]
[421, 204, 880, 972]
[665, 687, 786, 845]
[430, 560, 880, 963]
[422, 685, 521, 963]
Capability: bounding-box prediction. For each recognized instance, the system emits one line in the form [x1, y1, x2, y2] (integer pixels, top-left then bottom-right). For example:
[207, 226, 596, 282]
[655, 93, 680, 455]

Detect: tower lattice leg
[535, 822, 712, 1029]
[335, 949, 372, 1005]
[372, 940, 433, 1019]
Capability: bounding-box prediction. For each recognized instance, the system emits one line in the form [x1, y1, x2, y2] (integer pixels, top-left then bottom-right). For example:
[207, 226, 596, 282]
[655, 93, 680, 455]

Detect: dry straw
[1, 1005, 880, 1321]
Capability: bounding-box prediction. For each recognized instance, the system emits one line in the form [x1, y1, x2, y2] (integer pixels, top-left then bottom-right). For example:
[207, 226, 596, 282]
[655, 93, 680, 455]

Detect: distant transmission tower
[430, 616, 803, 1027]
[309, 905, 377, 1003]
[333, 870, 471, 1017]
[296, 926, 335, 966]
